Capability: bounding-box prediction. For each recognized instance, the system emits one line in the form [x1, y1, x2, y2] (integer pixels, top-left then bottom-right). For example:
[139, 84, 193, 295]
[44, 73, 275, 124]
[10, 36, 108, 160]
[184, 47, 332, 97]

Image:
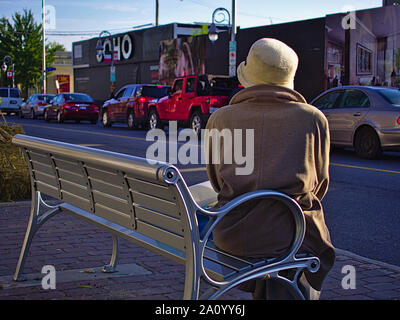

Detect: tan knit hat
[237, 38, 299, 89]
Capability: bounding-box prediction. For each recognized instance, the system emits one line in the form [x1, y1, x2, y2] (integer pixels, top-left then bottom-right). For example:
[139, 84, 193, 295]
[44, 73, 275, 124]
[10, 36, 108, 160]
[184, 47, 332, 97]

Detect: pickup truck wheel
[190, 111, 204, 136]
[148, 109, 161, 130]
[44, 109, 50, 122]
[30, 108, 36, 120]
[57, 111, 63, 124]
[127, 112, 136, 129]
[102, 110, 112, 127]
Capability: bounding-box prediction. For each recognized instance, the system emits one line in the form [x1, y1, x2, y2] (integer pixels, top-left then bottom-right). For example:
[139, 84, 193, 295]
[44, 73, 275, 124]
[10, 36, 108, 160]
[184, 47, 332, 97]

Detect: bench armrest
[196, 189, 307, 267]
[188, 181, 218, 208]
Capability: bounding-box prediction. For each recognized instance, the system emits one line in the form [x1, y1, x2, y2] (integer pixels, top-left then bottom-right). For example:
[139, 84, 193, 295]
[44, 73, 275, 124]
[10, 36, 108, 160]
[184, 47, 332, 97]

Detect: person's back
[205, 38, 335, 300]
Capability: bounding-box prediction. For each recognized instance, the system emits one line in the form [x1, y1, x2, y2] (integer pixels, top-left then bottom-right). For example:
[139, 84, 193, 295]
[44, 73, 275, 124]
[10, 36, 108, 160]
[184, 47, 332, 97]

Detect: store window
[357, 44, 372, 75]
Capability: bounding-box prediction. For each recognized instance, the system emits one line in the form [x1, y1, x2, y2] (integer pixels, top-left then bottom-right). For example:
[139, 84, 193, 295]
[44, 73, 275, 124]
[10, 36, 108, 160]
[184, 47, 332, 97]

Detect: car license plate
[79, 106, 86, 110]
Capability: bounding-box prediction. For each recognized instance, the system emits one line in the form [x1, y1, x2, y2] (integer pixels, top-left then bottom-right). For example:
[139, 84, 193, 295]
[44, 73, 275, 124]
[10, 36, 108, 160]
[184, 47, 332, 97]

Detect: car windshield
[38, 95, 55, 103]
[377, 88, 400, 105]
[10, 88, 21, 98]
[141, 86, 169, 98]
[0, 89, 7, 97]
[64, 93, 93, 102]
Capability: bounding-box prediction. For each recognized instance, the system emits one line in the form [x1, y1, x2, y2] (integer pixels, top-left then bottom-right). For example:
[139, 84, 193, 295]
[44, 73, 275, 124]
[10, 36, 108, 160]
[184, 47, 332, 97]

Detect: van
[0, 87, 23, 115]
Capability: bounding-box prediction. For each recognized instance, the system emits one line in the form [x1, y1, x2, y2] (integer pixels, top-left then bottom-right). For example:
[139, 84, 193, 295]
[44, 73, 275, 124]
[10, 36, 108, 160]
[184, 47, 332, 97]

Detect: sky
[0, 0, 383, 50]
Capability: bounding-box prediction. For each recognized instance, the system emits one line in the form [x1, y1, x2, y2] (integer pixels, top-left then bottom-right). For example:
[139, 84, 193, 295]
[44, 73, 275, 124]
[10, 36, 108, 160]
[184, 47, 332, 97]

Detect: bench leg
[183, 261, 201, 300]
[13, 192, 61, 281]
[102, 234, 119, 273]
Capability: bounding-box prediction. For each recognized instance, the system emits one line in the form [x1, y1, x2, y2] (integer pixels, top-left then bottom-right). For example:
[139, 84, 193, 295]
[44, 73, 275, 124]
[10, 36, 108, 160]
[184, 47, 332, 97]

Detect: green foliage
[0, 9, 65, 97]
[0, 121, 31, 202]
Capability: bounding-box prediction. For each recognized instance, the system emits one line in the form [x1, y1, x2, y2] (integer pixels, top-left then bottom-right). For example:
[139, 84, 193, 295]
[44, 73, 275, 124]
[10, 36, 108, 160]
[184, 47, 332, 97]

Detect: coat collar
[230, 84, 307, 105]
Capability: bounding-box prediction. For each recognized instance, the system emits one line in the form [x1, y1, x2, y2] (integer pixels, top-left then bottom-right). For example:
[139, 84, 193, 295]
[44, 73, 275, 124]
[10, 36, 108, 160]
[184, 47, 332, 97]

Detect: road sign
[104, 51, 112, 63]
[229, 40, 237, 77]
[6, 71, 13, 79]
[113, 50, 119, 61]
[110, 66, 116, 83]
[46, 67, 56, 72]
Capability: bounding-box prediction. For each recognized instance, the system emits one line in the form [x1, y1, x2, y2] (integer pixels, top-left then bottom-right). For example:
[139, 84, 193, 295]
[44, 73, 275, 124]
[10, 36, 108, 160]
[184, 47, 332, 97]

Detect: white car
[0, 87, 22, 115]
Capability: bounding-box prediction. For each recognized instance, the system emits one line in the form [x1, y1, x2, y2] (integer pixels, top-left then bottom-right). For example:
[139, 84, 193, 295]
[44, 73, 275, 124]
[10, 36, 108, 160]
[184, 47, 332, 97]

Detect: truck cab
[148, 75, 240, 134]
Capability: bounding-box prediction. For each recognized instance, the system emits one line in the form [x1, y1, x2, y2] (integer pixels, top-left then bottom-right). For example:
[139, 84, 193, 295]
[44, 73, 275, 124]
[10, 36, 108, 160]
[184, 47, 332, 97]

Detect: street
[4, 115, 400, 267]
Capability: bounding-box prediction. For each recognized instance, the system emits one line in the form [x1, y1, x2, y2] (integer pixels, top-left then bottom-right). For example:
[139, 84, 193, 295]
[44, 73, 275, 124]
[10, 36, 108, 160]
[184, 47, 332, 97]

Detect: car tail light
[209, 98, 218, 106]
[64, 103, 75, 110]
[138, 97, 146, 103]
[397, 117, 400, 125]
[37, 102, 46, 106]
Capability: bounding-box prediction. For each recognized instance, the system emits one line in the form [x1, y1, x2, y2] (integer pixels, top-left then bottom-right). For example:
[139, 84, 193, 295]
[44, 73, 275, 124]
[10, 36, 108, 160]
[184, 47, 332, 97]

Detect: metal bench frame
[12, 134, 320, 300]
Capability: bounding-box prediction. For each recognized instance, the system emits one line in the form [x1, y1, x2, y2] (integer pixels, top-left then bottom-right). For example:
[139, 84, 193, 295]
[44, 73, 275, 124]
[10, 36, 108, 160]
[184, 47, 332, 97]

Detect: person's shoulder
[208, 105, 234, 124]
[297, 102, 328, 123]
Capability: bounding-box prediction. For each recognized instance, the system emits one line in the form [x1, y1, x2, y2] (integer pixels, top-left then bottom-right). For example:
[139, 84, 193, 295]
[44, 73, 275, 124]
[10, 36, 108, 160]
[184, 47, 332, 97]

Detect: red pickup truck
[147, 75, 242, 134]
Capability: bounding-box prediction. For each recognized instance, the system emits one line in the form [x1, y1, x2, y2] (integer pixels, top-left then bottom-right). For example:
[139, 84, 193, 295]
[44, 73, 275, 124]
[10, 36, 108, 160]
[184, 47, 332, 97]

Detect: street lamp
[208, 7, 231, 43]
[209, 1, 237, 77]
[96, 30, 115, 93]
[2, 55, 15, 88]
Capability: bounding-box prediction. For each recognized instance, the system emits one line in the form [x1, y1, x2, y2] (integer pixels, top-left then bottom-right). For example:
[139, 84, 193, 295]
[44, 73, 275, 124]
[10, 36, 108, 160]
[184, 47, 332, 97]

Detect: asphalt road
[4, 115, 400, 267]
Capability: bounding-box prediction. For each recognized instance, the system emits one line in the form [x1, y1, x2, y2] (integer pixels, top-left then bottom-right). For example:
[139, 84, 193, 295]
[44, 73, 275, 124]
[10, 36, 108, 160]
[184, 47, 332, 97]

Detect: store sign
[96, 34, 134, 63]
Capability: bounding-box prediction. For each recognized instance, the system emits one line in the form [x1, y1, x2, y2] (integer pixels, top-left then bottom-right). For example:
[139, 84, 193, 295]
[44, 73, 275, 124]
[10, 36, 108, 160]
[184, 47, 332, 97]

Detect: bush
[0, 123, 31, 202]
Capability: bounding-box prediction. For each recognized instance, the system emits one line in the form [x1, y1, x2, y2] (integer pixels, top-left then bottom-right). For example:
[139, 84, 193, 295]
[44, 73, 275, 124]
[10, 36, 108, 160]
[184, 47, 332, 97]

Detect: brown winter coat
[205, 84, 335, 290]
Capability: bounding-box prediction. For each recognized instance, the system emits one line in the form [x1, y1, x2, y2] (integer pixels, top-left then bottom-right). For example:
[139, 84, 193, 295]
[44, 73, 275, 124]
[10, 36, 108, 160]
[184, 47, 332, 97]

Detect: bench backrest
[13, 134, 198, 259]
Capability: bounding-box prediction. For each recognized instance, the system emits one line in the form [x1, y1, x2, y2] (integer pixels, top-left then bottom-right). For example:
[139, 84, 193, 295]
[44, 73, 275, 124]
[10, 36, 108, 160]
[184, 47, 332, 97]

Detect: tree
[0, 9, 64, 97]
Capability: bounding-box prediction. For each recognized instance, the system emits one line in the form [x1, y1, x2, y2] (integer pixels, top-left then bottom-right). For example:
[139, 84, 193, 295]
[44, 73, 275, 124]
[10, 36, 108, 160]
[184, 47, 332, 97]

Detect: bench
[12, 134, 320, 300]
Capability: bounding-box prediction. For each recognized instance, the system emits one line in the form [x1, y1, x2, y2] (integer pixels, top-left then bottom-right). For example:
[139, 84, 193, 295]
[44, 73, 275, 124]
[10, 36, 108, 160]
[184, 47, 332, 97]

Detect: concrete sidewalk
[0, 201, 399, 300]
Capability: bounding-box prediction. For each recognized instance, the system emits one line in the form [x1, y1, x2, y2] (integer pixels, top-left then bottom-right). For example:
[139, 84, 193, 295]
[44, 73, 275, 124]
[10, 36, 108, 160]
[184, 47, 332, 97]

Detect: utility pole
[42, 0, 46, 94]
[155, 0, 159, 26]
[231, 0, 236, 42]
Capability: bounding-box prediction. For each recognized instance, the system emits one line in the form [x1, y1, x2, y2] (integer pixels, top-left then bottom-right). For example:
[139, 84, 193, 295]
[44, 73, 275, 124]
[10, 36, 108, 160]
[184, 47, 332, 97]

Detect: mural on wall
[159, 36, 206, 85]
[325, 5, 400, 90]
[56, 75, 70, 93]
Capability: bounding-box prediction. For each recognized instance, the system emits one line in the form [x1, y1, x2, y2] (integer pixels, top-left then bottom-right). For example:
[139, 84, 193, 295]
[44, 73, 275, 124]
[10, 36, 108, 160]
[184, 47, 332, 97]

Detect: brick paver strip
[1, 201, 399, 300]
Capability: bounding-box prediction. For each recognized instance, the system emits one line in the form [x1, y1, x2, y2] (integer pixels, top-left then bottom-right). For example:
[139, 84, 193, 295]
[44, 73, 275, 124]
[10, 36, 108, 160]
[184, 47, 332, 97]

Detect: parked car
[101, 84, 170, 129]
[0, 87, 22, 115]
[43, 93, 99, 124]
[19, 94, 55, 119]
[147, 75, 242, 135]
[310, 86, 400, 159]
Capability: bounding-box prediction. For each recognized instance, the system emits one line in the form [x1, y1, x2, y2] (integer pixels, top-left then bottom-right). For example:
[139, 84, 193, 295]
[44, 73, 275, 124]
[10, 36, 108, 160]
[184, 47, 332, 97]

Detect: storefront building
[73, 3, 400, 104]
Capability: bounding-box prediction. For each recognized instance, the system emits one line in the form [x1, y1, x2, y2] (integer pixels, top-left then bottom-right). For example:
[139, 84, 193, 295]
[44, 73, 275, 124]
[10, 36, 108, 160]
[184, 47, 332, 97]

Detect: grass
[0, 116, 31, 202]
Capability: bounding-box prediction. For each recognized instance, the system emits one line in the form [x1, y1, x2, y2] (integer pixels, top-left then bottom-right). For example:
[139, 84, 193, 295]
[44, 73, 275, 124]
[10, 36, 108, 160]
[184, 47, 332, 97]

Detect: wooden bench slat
[57, 168, 86, 186]
[132, 191, 180, 218]
[36, 181, 59, 199]
[61, 190, 92, 212]
[126, 176, 174, 202]
[90, 178, 125, 199]
[92, 190, 130, 216]
[53, 156, 82, 175]
[28, 150, 51, 165]
[59, 178, 87, 196]
[136, 220, 185, 251]
[30, 160, 52, 175]
[85, 164, 121, 186]
[135, 206, 183, 236]
[94, 203, 133, 229]
[33, 171, 58, 189]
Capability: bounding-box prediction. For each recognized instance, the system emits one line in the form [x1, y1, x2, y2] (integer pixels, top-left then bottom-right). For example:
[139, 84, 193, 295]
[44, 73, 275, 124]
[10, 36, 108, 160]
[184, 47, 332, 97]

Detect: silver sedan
[310, 86, 400, 159]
